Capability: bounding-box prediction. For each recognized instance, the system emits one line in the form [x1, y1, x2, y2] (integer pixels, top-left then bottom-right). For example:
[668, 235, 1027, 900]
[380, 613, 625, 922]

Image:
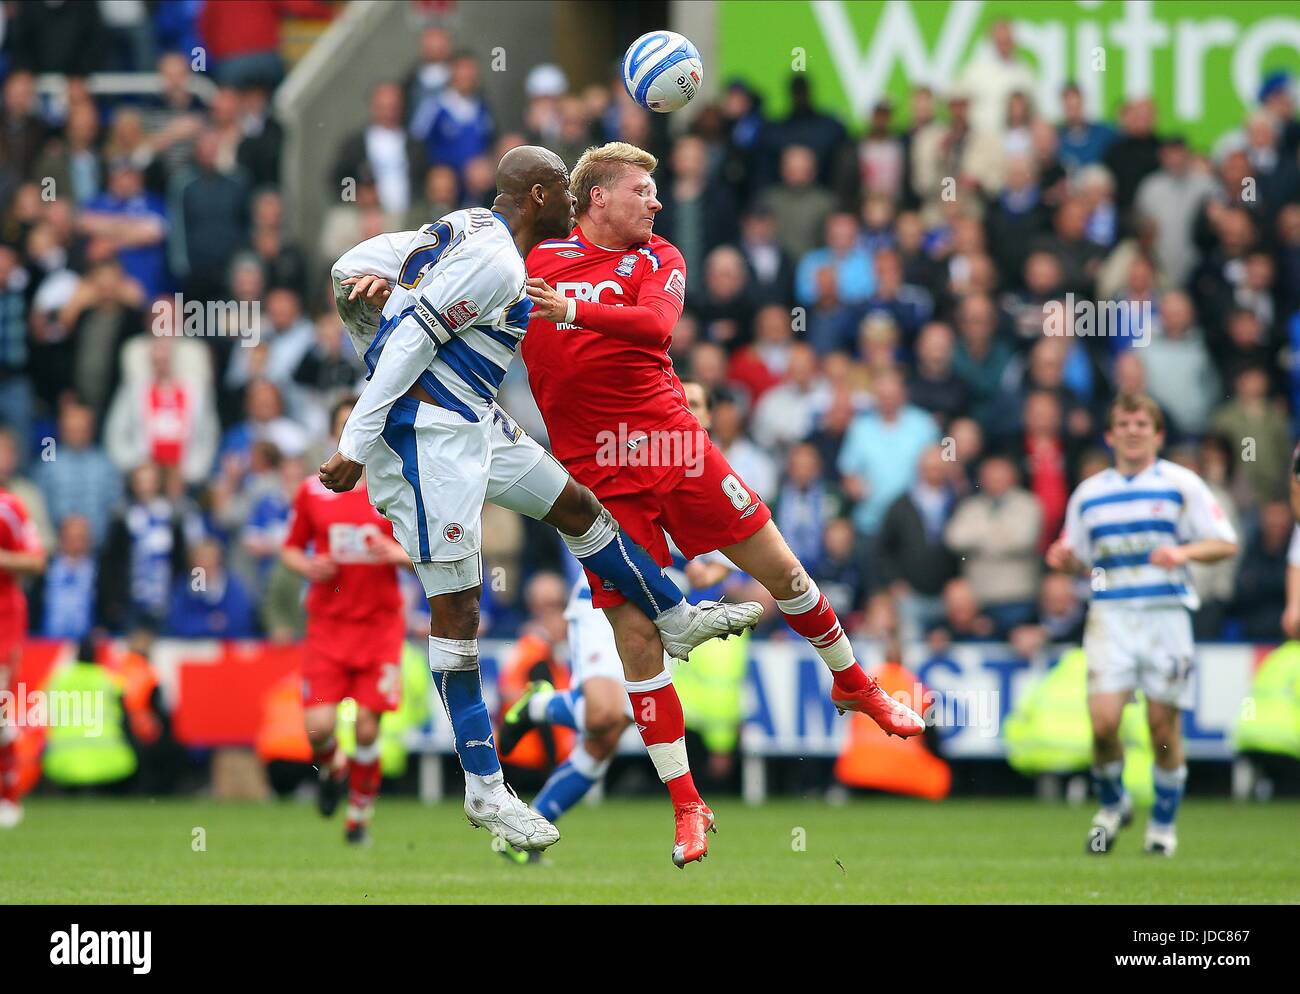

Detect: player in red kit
[0, 487, 46, 828]
[282, 398, 410, 845]
[523, 142, 924, 867]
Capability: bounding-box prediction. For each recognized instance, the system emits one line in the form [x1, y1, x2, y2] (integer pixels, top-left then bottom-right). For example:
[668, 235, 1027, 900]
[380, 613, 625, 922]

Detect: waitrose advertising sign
[716, 1, 1300, 148]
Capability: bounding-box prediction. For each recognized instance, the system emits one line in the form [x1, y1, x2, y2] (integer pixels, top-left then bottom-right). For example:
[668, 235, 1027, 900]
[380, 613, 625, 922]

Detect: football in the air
[621, 30, 703, 113]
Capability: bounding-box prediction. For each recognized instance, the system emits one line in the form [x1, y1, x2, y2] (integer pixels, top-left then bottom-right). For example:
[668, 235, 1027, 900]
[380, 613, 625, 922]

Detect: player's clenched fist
[1148, 545, 1189, 568]
[319, 451, 364, 493]
[303, 556, 337, 583]
[1045, 538, 1080, 573]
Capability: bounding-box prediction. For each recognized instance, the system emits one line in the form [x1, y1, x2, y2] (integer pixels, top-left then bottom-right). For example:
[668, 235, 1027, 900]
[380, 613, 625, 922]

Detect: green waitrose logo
[717, 0, 1300, 148]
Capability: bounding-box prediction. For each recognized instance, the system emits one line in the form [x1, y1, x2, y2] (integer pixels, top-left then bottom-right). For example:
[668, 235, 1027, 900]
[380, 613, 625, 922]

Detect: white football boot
[465, 786, 560, 852]
[1143, 821, 1178, 857]
[1086, 793, 1134, 854]
[657, 600, 764, 661]
[0, 800, 23, 829]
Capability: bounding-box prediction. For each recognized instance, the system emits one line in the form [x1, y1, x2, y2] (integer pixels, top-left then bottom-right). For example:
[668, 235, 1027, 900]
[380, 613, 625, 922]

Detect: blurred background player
[281, 397, 410, 846]
[523, 141, 924, 867]
[0, 484, 46, 828]
[321, 147, 760, 854]
[497, 381, 739, 863]
[1047, 394, 1238, 856]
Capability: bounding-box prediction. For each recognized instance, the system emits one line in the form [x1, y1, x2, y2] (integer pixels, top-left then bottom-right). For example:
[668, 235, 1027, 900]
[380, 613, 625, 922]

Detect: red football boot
[831, 677, 925, 737]
[671, 801, 717, 868]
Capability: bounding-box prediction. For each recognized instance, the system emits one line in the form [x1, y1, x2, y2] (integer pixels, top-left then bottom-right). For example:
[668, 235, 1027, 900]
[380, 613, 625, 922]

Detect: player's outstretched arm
[327, 252, 516, 487]
[526, 272, 683, 346]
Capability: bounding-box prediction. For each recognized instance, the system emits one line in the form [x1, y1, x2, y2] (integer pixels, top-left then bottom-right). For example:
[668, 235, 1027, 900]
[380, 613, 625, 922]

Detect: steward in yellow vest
[1232, 642, 1300, 760]
[42, 658, 137, 788]
[1003, 648, 1154, 804]
[671, 628, 748, 756]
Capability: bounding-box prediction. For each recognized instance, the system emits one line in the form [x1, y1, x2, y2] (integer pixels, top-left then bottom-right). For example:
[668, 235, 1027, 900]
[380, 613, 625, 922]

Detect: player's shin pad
[428, 635, 480, 672]
[646, 738, 690, 783]
[626, 669, 691, 783]
[562, 509, 684, 619]
[428, 639, 500, 779]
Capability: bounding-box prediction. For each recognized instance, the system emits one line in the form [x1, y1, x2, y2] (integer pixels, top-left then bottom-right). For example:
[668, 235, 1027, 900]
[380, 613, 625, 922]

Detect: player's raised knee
[584, 685, 630, 738]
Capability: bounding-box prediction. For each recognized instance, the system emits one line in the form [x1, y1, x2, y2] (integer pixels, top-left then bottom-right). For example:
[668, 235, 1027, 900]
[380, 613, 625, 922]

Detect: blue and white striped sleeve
[410, 250, 519, 345]
[336, 252, 513, 462]
[1178, 472, 1237, 546]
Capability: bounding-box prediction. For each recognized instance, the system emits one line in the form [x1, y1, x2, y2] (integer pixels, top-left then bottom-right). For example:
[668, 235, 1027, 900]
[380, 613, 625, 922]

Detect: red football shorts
[581, 439, 771, 608]
[301, 618, 405, 713]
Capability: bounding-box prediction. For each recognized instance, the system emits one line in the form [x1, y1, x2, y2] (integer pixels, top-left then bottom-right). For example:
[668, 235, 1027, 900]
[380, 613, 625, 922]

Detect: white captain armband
[411, 298, 453, 346]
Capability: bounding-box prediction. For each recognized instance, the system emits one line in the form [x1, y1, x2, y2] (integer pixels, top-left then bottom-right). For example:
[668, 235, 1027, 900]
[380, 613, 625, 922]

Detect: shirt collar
[492, 211, 524, 258]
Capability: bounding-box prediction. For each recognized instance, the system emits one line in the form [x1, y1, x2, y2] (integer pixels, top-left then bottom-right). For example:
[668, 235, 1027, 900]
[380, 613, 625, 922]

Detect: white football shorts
[365, 397, 568, 597]
[1082, 603, 1196, 708]
[564, 582, 626, 686]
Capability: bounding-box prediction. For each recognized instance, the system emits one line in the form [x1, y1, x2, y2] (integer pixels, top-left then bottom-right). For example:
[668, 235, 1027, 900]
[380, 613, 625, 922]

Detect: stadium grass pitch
[2, 796, 1296, 904]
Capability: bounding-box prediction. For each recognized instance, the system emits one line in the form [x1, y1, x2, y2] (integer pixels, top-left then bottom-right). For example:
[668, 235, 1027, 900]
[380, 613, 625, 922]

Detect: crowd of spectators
[3, 10, 1300, 651]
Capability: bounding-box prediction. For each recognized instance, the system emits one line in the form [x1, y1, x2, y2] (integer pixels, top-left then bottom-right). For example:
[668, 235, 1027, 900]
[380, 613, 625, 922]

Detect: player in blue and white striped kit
[1047, 394, 1238, 857]
[318, 147, 760, 855]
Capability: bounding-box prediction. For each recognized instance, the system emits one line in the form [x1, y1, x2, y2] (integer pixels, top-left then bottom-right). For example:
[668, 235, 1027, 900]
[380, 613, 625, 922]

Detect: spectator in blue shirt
[96, 462, 188, 634]
[78, 160, 169, 298]
[837, 368, 940, 537]
[796, 212, 876, 307]
[861, 247, 933, 345]
[165, 538, 256, 638]
[805, 266, 861, 356]
[773, 443, 842, 574]
[35, 401, 123, 547]
[1057, 83, 1116, 173]
[412, 51, 494, 184]
[37, 514, 97, 640]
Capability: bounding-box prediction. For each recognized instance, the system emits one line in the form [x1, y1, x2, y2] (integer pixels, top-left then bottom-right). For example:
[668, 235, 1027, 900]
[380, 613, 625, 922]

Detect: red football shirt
[0, 489, 40, 644]
[283, 477, 402, 626]
[523, 227, 698, 497]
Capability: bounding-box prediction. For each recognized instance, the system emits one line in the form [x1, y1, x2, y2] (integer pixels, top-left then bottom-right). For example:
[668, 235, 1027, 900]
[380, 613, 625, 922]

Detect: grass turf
[1, 796, 1297, 904]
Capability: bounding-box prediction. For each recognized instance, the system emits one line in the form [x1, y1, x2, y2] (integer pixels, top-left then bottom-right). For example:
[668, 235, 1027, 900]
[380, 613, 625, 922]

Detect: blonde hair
[1107, 392, 1165, 433]
[571, 142, 658, 216]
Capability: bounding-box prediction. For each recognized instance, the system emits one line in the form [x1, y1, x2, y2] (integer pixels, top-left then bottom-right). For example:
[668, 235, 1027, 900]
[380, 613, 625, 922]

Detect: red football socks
[779, 586, 869, 693]
[625, 670, 701, 807]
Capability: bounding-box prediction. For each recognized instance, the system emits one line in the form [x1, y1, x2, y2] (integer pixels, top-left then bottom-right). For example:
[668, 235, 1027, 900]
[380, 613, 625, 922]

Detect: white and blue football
[622, 30, 703, 113]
